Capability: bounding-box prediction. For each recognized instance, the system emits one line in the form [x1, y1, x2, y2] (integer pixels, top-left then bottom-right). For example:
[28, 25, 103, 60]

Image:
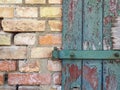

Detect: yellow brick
[25, 0, 45, 4]
[2, 19, 45, 32]
[49, 20, 62, 31]
[40, 7, 62, 18]
[48, 0, 62, 4]
[0, 7, 14, 18]
[0, 0, 4, 3]
[15, 7, 38, 17]
[0, 0, 22, 3]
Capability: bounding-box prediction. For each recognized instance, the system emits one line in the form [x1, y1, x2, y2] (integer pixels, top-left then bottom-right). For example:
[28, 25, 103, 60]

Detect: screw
[70, 52, 75, 58]
[114, 53, 119, 57]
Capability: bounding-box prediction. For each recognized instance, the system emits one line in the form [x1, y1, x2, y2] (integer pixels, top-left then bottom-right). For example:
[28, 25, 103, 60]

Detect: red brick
[39, 34, 62, 45]
[53, 72, 61, 85]
[0, 61, 16, 71]
[0, 74, 4, 85]
[8, 73, 51, 85]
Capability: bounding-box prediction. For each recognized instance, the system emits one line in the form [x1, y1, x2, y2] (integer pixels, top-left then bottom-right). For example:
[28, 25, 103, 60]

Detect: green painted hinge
[52, 47, 120, 60]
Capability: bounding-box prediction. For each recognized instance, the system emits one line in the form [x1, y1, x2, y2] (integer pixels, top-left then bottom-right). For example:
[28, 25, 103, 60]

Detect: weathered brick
[47, 60, 61, 71]
[52, 85, 61, 90]
[0, 74, 4, 85]
[19, 60, 40, 72]
[0, 0, 4, 3]
[39, 34, 62, 45]
[40, 7, 62, 18]
[7, 0, 22, 3]
[15, 7, 38, 17]
[14, 33, 36, 45]
[53, 73, 61, 85]
[8, 73, 51, 85]
[2, 20, 45, 32]
[0, 61, 16, 71]
[19, 86, 40, 90]
[48, 0, 62, 4]
[25, 0, 45, 4]
[40, 85, 52, 90]
[0, 46, 27, 59]
[0, 86, 16, 90]
[0, 7, 14, 18]
[49, 20, 62, 31]
[0, 33, 12, 45]
[31, 47, 53, 58]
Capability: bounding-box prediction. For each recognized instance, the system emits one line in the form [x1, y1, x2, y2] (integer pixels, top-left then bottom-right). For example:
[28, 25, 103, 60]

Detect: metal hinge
[52, 47, 120, 60]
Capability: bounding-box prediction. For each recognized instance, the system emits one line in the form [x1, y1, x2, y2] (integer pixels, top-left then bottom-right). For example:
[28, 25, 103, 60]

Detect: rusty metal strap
[52, 47, 120, 60]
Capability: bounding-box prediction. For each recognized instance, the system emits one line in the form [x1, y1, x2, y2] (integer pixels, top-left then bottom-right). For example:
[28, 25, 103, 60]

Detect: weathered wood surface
[62, 0, 82, 89]
[62, 0, 120, 90]
[82, 0, 102, 90]
[103, 0, 120, 90]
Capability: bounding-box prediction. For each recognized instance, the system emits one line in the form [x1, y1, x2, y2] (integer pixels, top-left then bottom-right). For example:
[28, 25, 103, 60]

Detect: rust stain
[88, 7, 92, 13]
[83, 65, 98, 90]
[69, 64, 81, 82]
[68, 0, 78, 25]
[104, 16, 112, 25]
[64, 64, 82, 90]
[106, 75, 117, 90]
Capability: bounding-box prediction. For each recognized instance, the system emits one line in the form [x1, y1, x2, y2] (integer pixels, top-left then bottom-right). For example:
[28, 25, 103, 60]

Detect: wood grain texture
[82, 0, 103, 90]
[62, 0, 120, 90]
[103, 0, 120, 90]
[62, 0, 82, 89]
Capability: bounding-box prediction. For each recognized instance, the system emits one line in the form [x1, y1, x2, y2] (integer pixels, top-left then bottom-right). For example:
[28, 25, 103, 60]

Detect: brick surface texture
[0, 61, 16, 71]
[0, 33, 12, 45]
[8, 73, 51, 85]
[15, 7, 38, 17]
[0, 74, 4, 85]
[19, 60, 40, 72]
[0, 46, 27, 59]
[40, 7, 62, 17]
[53, 72, 61, 85]
[0, 7, 14, 18]
[39, 34, 62, 45]
[49, 20, 62, 31]
[0, 0, 62, 89]
[14, 33, 36, 45]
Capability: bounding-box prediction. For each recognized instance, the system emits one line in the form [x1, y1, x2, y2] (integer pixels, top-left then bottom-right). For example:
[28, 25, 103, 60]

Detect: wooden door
[62, 0, 120, 90]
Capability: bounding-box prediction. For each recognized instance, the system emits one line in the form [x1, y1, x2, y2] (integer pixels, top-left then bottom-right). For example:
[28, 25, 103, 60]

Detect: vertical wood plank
[82, 0, 103, 90]
[103, 0, 120, 90]
[62, 0, 82, 90]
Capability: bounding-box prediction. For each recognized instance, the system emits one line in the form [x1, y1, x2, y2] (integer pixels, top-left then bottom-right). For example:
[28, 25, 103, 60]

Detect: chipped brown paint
[104, 16, 112, 25]
[69, 64, 81, 82]
[106, 75, 117, 90]
[64, 64, 82, 90]
[68, 0, 78, 23]
[109, 0, 117, 16]
[83, 65, 98, 90]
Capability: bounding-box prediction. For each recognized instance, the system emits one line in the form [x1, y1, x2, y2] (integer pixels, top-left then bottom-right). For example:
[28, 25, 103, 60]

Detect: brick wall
[0, 0, 62, 90]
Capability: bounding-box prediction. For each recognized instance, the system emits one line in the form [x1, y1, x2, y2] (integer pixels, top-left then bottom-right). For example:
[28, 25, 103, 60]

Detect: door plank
[82, 0, 103, 90]
[62, 0, 83, 89]
[103, 0, 120, 90]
